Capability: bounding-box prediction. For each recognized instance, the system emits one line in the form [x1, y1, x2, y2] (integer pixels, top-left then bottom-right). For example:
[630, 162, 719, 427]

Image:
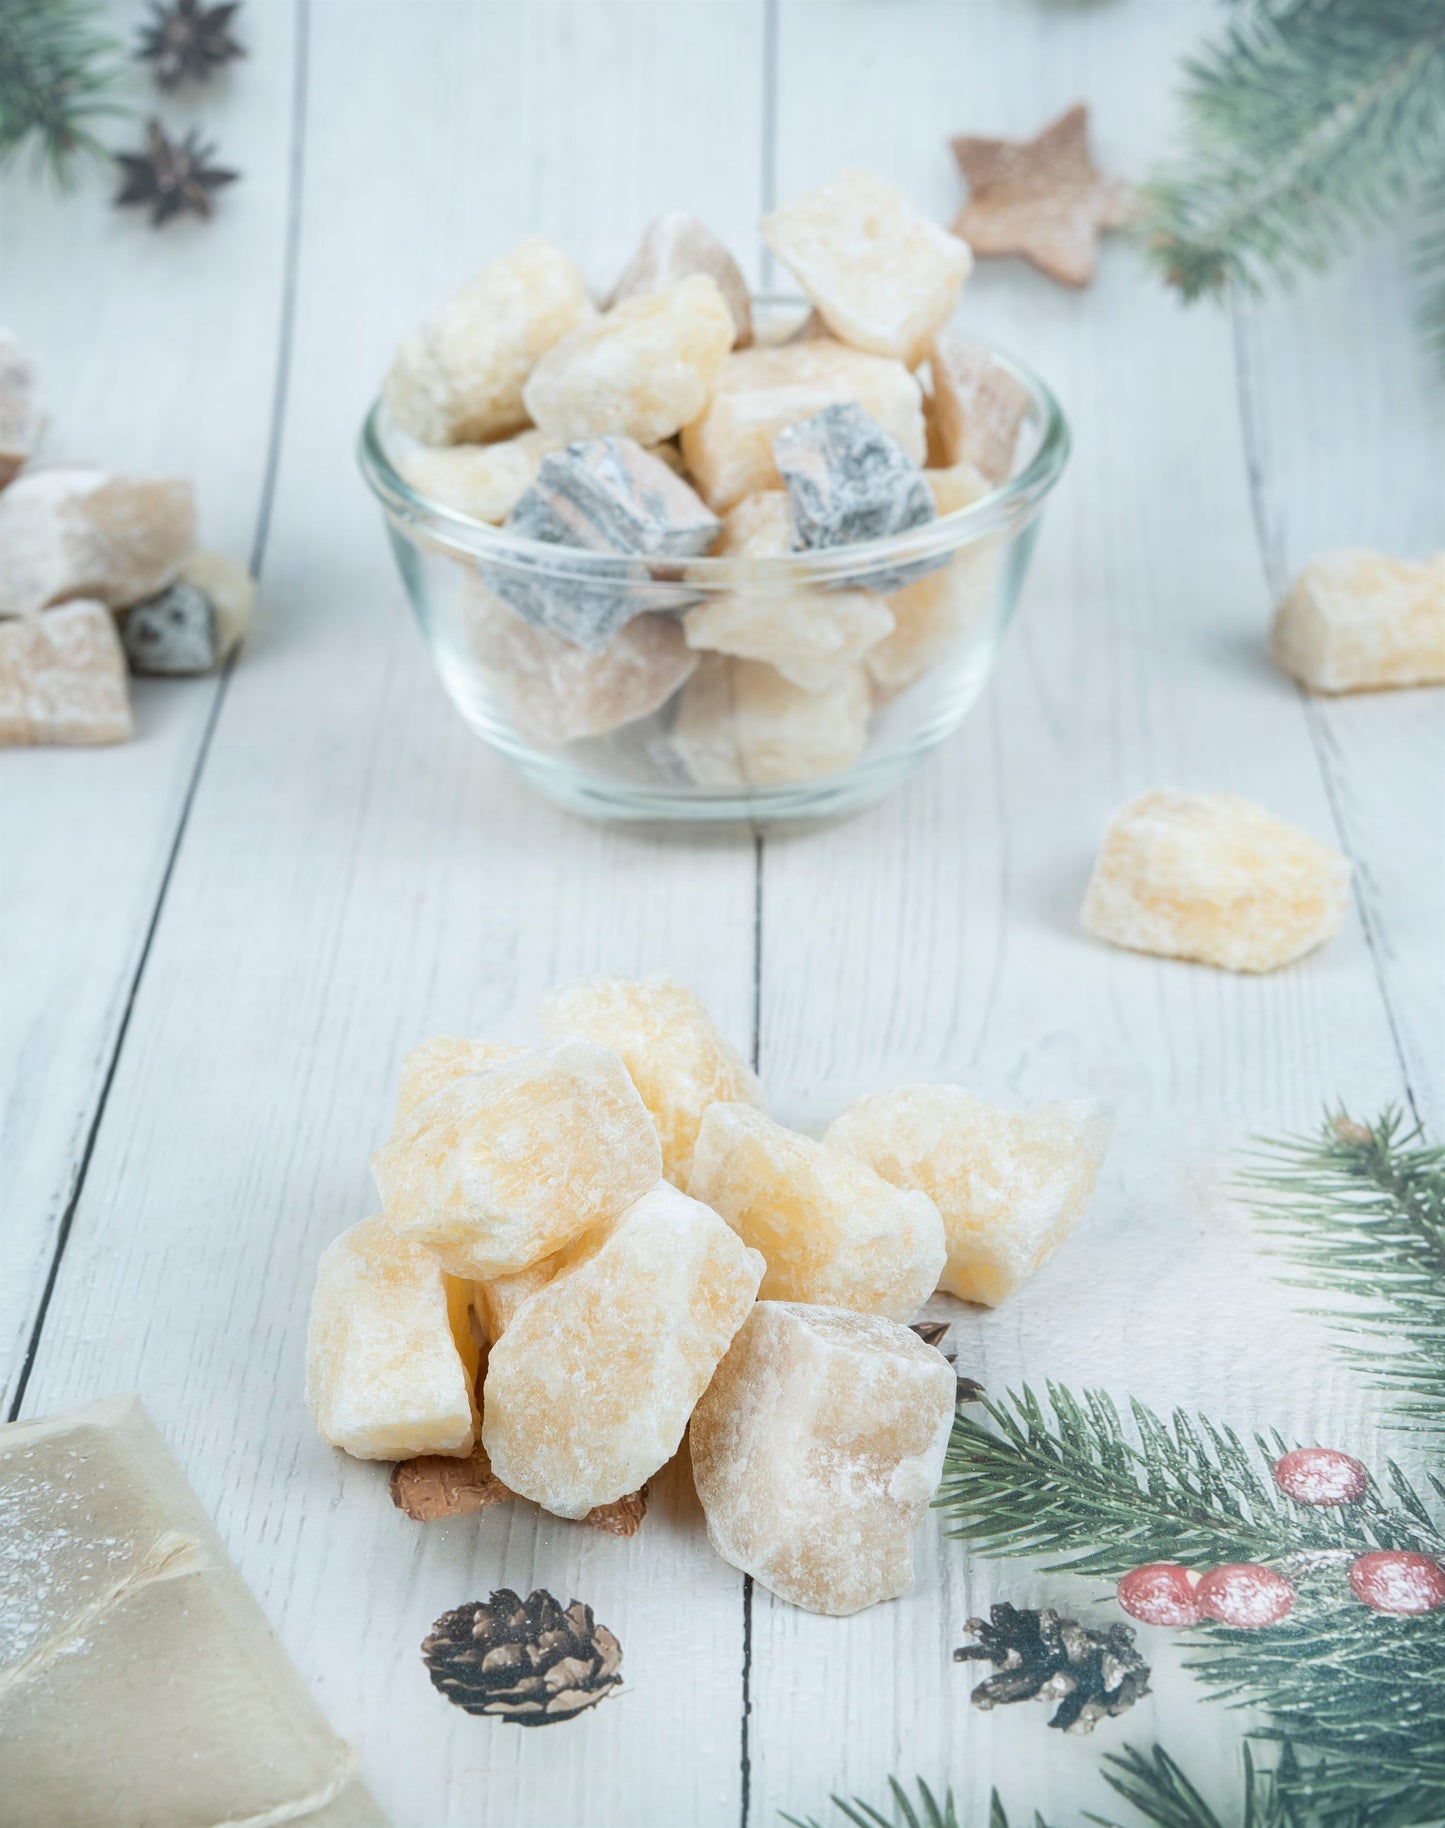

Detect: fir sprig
[781, 1775, 1057, 1828]
[0, 0, 126, 178]
[1242, 1111, 1445, 1436]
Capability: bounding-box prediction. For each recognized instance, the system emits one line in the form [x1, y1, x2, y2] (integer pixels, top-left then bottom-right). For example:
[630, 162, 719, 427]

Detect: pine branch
[1413, 166, 1445, 370]
[0, 0, 127, 178]
[1141, 0, 1445, 310]
[1241, 1110, 1445, 1435]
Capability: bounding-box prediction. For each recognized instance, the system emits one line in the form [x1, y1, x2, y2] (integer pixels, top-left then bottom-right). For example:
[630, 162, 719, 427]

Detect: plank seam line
[1229, 307, 1422, 1131]
[758, 0, 779, 288]
[5, 0, 313, 1424]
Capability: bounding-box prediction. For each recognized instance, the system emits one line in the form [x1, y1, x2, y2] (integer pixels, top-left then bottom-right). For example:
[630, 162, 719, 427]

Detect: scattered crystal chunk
[399, 429, 556, 524]
[0, 599, 133, 746]
[927, 336, 1031, 481]
[0, 331, 40, 488]
[671, 653, 872, 787]
[119, 582, 218, 675]
[610, 212, 753, 347]
[688, 1103, 945, 1320]
[392, 1036, 526, 1133]
[689, 1302, 955, 1615]
[826, 1087, 1113, 1306]
[175, 548, 253, 659]
[1271, 549, 1445, 693]
[482, 1181, 764, 1518]
[0, 467, 194, 617]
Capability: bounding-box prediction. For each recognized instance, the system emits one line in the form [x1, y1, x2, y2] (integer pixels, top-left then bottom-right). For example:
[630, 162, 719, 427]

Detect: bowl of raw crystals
[359, 172, 1069, 821]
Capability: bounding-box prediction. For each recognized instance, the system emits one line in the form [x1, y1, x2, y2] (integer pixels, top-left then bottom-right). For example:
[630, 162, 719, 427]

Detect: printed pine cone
[422, 1588, 623, 1726]
[955, 1601, 1150, 1734]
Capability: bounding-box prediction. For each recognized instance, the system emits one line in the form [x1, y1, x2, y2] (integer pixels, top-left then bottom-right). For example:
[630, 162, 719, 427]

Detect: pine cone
[422, 1588, 623, 1726]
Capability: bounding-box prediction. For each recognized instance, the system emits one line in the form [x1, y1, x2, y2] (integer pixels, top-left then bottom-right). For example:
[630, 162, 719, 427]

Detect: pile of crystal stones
[306, 974, 1111, 1616]
[380, 171, 1033, 786]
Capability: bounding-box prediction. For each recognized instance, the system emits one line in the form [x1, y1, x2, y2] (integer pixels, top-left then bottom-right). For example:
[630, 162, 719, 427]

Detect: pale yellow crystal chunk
[175, 548, 254, 660]
[371, 1037, 661, 1278]
[538, 972, 765, 1185]
[477, 1253, 562, 1342]
[0, 467, 194, 617]
[383, 237, 594, 445]
[0, 330, 40, 488]
[305, 1216, 477, 1460]
[392, 1035, 526, 1133]
[523, 275, 734, 447]
[672, 653, 872, 787]
[1271, 549, 1445, 693]
[0, 600, 132, 746]
[684, 492, 894, 690]
[399, 428, 556, 524]
[610, 212, 753, 347]
[1081, 790, 1351, 973]
[681, 339, 925, 512]
[927, 336, 1031, 481]
[868, 462, 997, 692]
[482, 1181, 764, 1517]
[826, 1087, 1113, 1306]
[690, 1302, 955, 1615]
[689, 1103, 945, 1320]
[763, 172, 972, 366]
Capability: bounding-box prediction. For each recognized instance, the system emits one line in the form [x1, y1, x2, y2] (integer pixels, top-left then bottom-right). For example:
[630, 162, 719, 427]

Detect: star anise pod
[114, 121, 238, 227]
[137, 0, 245, 90]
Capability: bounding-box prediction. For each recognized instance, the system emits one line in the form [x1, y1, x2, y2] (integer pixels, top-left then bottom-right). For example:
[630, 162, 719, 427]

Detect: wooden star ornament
[950, 103, 1132, 288]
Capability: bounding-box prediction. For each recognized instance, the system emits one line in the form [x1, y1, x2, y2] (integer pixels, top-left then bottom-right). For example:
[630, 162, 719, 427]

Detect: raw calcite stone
[672, 654, 872, 787]
[0, 600, 132, 746]
[1271, 549, 1445, 693]
[482, 1182, 764, 1517]
[538, 972, 765, 1185]
[119, 582, 218, 674]
[306, 1215, 478, 1460]
[688, 1102, 945, 1321]
[399, 428, 555, 523]
[610, 212, 753, 347]
[826, 1087, 1113, 1306]
[927, 336, 1031, 481]
[683, 491, 894, 691]
[868, 461, 996, 691]
[681, 338, 926, 512]
[0, 467, 194, 616]
[1081, 790, 1351, 973]
[392, 1035, 526, 1132]
[477, 1253, 563, 1341]
[464, 581, 697, 744]
[774, 403, 936, 554]
[0, 330, 40, 487]
[371, 1037, 662, 1279]
[523, 275, 734, 446]
[175, 547, 253, 657]
[383, 237, 594, 444]
[689, 1303, 955, 1615]
[0, 1397, 385, 1828]
[762, 171, 972, 366]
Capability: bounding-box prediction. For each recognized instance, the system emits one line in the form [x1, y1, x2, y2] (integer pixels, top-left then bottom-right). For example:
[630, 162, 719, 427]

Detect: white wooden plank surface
[0, 0, 300, 1407]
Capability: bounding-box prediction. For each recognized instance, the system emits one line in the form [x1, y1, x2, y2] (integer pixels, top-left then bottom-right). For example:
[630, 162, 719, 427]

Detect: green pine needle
[1241, 1110, 1445, 1435]
[0, 0, 128, 179]
[1417, 169, 1445, 360]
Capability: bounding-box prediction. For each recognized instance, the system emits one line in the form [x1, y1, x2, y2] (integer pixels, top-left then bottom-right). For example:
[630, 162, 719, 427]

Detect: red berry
[1116, 1562, 1204, 1627]
[1197, 1563, 1295, 1628]
[1349, 1550, 1445, 1616]
[1272, 1446, 1368, 1506]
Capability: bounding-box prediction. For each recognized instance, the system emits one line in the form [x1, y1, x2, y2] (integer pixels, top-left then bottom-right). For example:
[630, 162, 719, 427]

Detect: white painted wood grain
[16, 5, 766, 1823]
[0, 0, 300, 1406]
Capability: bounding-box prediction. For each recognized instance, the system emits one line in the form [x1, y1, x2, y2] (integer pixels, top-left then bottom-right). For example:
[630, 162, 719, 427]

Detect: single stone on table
[538, 971, 765, 1185]
[688, 1102, 945, 1320]
[0, 600, 133, 746]
[383, 237, 595, 445]
[689, 1301, 955, 1615]
[610, 212, 753, 347]
[175, 547, 254, 658]
[1081, 790, 1351, 973]
[0, 330, 40, 488]
[482, 1181, 764, 1517]
[371, 1036, 662, 1279]
[392, 1035, 526, 1133]
[681, 338, 926, 512]
[305, 1216, 479, 1460]
[927, 335, 1031, 481]
[1271, 549, 1445, 693]
[489, 437, 720, 649]
[119, 581, 218, 675]
[825, 1086, 1113, 1307]
[774, 404, 937, 591]
[0, 467, 194, 617]
[462, 580, 697, 743]
[868, 461, 996, 692]
[523, 274, 734, 446]
[683, 491, 894, 691]
[762, 169, 972, 365]
[399, 428, 557, 524]
[671, 653, 872, 787]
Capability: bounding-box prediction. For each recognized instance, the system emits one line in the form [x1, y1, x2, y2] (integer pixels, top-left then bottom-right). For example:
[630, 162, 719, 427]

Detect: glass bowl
[358, 299, 1069, 823]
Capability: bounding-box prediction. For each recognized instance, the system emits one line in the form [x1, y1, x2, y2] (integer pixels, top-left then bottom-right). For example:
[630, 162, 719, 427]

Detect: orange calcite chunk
[688, 1103, 945, 1321]
[398, 429, 556, 523]
[482, 1182, 764, 1517]
[868, 462, 996, 692]
[1271, 549, 1445, 693]
[690, 1303, 955, 1614]
[538, 972, 764, 1185]
[371, 1037, 662, 1278]
[1081, 791, 1351, 973]
[672, 654, 872, 787]
[392, 1036, 525, 1133]
[927, 336, 1031, 481]
[610, 212, 753, 347]
[0, 468, 194, 616]
[306, 1217, 477, 1460]
[477, 1253, 563, 1341]
[0, 601, 132, 746]
[826, 1087, 1113, 1306]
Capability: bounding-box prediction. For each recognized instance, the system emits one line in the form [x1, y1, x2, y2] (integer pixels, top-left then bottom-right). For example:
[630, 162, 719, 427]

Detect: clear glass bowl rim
[357, 297, 1071, 586]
